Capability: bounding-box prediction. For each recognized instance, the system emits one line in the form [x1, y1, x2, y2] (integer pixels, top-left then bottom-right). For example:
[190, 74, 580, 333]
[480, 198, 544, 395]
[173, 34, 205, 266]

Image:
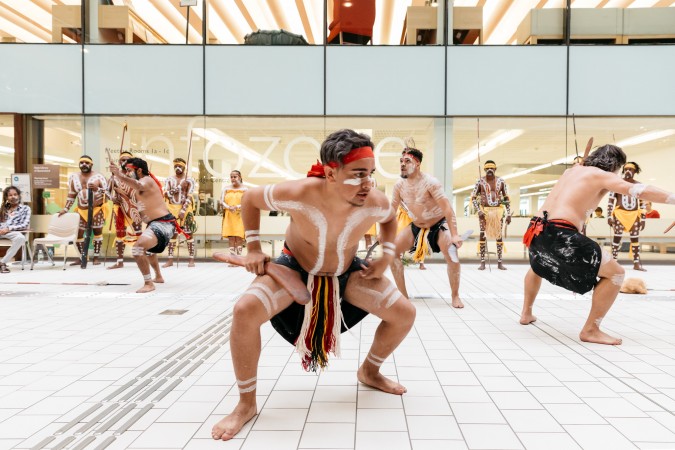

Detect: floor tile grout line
[28, 308, 234, 450]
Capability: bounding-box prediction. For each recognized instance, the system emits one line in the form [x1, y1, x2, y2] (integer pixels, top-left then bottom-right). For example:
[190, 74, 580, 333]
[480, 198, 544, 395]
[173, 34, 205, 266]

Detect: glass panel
[0, 1, 82, 43]
[0, 115, 14, 186]
[206, 0, 323, 45]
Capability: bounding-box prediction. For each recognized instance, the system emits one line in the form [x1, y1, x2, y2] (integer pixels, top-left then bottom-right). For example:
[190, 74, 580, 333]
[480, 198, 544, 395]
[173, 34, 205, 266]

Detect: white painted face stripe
[343, 178, 363, 186]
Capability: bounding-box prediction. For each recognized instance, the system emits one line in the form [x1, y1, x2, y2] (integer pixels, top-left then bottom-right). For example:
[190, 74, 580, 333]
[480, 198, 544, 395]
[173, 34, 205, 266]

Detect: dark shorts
[527, 217, 601, 295]
[146, 214, 176, 254]
[269, 251, 369, 345]
[410, 218, 447, 254]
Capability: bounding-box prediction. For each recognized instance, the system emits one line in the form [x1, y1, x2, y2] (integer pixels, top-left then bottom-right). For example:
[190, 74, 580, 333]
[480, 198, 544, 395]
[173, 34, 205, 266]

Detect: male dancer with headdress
[58, 155, 107, 266]
[211, 129, 415, 441]
[471, 160, 511, 270]
[107, 151, 143, 269]
[389, 146, 465, 308]
[163, 158, 196, 267]
[521, 145, 675, 345]
[607, 162, 647, 271]
[109, 158, 175, 293]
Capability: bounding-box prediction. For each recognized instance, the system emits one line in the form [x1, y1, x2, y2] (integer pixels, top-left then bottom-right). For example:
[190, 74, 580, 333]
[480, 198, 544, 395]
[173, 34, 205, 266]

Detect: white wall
[0, 44, 82, 114]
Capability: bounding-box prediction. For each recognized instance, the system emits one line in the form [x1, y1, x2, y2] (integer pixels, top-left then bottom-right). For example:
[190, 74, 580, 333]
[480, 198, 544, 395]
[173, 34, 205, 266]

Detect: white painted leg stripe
[366, 356, 383, 367]
[238, 384, 257, 394]
[237, 376, 257, 386]
[245, 230, 260, 238]
[245, 288, 272, 316]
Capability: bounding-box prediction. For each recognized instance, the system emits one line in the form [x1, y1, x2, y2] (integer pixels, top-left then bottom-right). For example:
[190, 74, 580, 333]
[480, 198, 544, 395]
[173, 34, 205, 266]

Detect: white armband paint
[628, 183, 646, 198]
[263, 185, 277, 211]
[667, 194, 675, 205]
[245, 230, 260, 238]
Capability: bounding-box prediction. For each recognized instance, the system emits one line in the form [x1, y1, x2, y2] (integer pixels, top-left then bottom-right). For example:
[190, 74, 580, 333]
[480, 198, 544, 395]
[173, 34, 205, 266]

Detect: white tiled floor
[0, 261, 674, 449]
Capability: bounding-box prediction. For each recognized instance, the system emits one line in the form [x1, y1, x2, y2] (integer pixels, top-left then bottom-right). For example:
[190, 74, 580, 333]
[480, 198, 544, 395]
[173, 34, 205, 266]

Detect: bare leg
[213, 277, 294, 440]
[187, 240, 195, 267]
[346, 277, 415, 395]
[419, 262, 426, 270]
[364, 234, 372, 251]
[579, 260, 624, 345]
[133, 234, 158, 293]
[438, 230, 463, 308]
[162, 238, 176, 267]
[390, 227, 414, 299]
[148, 254, 164, 283]
[520, 268, 541, 324]
[107, 240, 125, 269]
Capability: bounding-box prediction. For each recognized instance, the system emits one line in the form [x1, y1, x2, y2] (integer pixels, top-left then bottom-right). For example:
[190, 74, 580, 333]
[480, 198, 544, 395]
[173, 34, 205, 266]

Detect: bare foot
[498, 262, 507, 270]
[136, 282, 155, 293]
[520, 313, 537, 325]
[107, 262, 123, 270]
[357, 366, 406, 395]
[633, 263, 647, 272]
[162, 260, 173, 268]
[153, 276, 164, 283]
[70, 260, 82, 266]
[92, 257, 101, 266]
[478, 262, 486, 270]
[452, 295, 464, 309]
[579, 329, 622, 345]
[419, 263, 427, 270]
[188, 259, 195, 267]
[212, 402, 257, 441]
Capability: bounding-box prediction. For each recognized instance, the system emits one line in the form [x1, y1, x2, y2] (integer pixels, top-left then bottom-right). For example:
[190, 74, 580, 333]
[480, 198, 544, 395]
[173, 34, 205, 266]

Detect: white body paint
[273, 200, 328, 275]
[334, 207, 390, 274]
[628, 183, 646, 198]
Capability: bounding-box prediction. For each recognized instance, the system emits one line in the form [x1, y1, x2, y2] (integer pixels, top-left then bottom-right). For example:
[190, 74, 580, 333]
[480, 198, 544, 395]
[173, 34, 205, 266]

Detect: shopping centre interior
[1, 1, 675, 450]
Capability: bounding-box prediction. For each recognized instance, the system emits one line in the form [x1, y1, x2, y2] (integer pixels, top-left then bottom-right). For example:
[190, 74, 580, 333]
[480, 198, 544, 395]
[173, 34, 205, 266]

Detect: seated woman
[0, 186, 31, 273]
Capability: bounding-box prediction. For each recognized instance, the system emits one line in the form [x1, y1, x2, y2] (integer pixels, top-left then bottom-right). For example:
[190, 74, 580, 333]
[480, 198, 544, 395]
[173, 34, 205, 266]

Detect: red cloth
[646, 210, 660, 219]
[306, 147, 374, 178]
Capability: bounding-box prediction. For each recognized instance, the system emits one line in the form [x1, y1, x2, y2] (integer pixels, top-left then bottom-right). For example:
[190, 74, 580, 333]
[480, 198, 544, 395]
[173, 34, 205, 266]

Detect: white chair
[30, 213, 80, 270]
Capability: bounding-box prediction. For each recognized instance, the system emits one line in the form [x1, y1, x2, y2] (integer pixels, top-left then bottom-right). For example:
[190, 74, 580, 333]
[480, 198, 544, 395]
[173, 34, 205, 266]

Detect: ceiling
[0, 0, 673, 45]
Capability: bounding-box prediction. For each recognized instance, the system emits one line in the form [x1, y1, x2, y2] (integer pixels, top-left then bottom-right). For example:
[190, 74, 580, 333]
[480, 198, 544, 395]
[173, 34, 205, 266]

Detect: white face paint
[343, 175, 374, 186]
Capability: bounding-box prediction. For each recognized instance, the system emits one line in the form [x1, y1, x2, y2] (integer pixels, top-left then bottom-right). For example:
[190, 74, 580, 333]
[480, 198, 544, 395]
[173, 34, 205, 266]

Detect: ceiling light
[45, 155, 75, 164]
[453, 129, 524, 170]
[615, 130, 675, 148]
[0, 146, 15, 154]
[343, 2, 353, 7]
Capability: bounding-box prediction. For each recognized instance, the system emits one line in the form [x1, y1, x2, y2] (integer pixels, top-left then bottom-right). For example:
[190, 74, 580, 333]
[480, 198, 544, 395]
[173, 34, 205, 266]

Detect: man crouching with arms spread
[521, 144, 675, 345]
[110, 158, 174, 293]
[212, 129, 416, 440]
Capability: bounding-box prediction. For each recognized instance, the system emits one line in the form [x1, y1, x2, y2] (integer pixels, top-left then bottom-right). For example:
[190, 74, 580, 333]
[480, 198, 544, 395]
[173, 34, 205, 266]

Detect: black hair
[0, 186, 21, 221]
[583, 144, 626, 173]
[402, 147, 424, 163]
[622, 161, 642, 174]
[123, 157, 149, 176]
[231, 170, 243, 182]
[320, 129, 374, 167]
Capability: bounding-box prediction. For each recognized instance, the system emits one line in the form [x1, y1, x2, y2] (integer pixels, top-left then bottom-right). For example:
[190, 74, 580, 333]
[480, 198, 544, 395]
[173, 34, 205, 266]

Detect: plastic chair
[30, 213, 80, 270]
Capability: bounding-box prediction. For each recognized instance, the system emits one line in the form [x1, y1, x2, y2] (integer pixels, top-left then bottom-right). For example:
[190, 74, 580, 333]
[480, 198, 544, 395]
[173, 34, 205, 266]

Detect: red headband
[307, 146, 374, 178]
[402, 151, 420, 164]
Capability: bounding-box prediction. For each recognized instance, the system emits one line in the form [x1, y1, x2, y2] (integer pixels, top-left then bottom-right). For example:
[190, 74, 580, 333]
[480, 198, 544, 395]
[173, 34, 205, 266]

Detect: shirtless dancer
[389, 147, 464, 308]
[107, 151, 143, 269]
[58, 155, 107, 266]
[109, 158, 175, 293]
[608, 162, 647, 271]
[163, 158, 196, 267]
[212, 129, 415, 441]
[471, 160, 511, 270]
[520, 145, 675, 345]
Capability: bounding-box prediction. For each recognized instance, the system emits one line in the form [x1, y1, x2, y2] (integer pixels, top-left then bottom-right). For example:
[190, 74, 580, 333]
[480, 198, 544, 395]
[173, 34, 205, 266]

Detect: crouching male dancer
[212, 129, 416, 441]
[390, 146, 465, 308]
[110, 158, 179, 293]
[521, 144, 675, 345]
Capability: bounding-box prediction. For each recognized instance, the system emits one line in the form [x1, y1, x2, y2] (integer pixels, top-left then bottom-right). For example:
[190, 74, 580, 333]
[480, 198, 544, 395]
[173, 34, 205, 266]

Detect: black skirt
[528, 218, 602, 295]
